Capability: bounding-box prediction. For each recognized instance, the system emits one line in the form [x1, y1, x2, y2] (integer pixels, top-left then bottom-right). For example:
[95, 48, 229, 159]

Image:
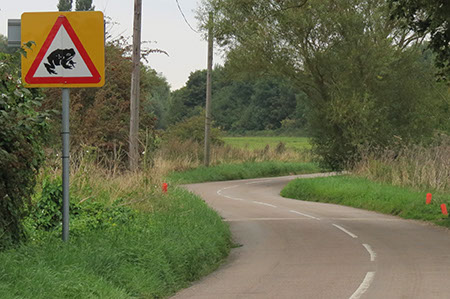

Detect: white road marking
[245, 179, 273, 185]
[332, 224, 358, 238]
[224, 195, 243, 201]
[252, 201, 277, 208]
[349, 272, 375, 299]
[362, 244, 376, 262]
[329, 218, 401, 222]
[217, 185, 239, 195]
[289, 210, 320, 220]
[216, 185, 245, 201]
[222, 185, 240, 190]
[225, 217, 314, 222]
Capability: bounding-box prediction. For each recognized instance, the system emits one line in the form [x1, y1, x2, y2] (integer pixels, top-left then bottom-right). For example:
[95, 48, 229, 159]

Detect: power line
[175, 0, 200, 33]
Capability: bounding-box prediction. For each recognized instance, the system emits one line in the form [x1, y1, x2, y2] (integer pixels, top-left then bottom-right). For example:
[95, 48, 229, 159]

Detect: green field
[222, 136, 311, 150]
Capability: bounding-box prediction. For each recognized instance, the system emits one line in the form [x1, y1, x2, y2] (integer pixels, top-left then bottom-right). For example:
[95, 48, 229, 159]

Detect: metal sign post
[61, 88, 70, 242]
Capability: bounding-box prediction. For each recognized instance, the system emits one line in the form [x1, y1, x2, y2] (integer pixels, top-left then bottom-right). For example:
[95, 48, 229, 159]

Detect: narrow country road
[172, 174, 450, 299]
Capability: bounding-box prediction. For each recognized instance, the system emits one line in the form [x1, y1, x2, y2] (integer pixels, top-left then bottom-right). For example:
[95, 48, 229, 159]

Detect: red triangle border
[25, 15, 101, 84]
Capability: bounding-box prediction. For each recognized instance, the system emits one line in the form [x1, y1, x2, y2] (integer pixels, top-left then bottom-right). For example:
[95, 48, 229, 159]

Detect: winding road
[173, 174, 450, 299]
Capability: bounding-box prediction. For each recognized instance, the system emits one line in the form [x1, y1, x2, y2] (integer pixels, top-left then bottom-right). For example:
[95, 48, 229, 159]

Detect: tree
[201, 0, 449, 169]
[57, 0, 94, 11]
[211, 75, 299, 132]
[167, 70, 208, 124]
[75, 0, 94, 11]
[42, 36, 170, 163]
[169, 64, 305, 132]
[57, 0, 72, 11]
[389, 0, 450, 80]
[142, 70, 171, 129]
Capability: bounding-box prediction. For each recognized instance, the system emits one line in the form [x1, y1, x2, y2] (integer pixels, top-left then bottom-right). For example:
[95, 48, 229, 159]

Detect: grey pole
[204, 12, 213, 167]
[62, 88, 70, 242]
[129, 0, 142, 171]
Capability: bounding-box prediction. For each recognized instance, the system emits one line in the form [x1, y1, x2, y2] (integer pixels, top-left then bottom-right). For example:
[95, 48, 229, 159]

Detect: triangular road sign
[25, 15, 101, 85]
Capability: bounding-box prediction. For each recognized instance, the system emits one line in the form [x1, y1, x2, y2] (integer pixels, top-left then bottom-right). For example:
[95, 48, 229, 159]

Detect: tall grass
[0, 188, 231, 298]
[156, 138, 312, 173]
[222, 136, 311, 150]
[353, 139, 450, 192]
[2, 139, 240, 298]
[39, 138, 313, 209]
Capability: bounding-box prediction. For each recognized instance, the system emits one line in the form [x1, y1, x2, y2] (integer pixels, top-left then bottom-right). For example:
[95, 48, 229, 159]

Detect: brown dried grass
[40, 139, 312, 206]
[353, 139, 450, 192]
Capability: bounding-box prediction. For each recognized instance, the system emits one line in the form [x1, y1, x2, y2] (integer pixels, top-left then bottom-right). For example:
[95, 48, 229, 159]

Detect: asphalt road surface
[172, 174, 450, 299]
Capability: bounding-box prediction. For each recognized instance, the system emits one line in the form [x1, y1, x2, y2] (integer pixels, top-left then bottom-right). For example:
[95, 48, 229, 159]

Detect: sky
[0, 0, 223, 90]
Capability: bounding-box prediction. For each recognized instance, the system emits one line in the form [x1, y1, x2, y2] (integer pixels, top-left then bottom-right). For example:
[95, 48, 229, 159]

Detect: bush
[165, 112, 223, 145]
[0, 50, 49, 249]
[307, 48, 449, 170]
[26, 177, 137, 242]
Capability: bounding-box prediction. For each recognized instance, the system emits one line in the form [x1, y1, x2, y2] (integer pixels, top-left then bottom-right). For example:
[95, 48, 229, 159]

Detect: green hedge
[0, 50, 49, 249]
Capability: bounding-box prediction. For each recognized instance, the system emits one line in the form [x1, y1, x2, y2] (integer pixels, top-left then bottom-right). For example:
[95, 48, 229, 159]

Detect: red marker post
[162, 183, 168, 193]
[441, 204, 448, 216]
[426, 193, 432, 205]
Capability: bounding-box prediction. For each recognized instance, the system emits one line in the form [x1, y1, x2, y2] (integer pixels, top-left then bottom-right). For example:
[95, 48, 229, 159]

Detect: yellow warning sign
[21, 11, 105, 88]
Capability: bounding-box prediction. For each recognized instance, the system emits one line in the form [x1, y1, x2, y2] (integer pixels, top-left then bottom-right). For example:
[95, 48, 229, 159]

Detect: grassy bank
[167, 161, 321, 184]
[222, 136, 311, 150]
[0, 136, 318, 298]
[0, 188, 231, 298]
[281, 176, 450, 227]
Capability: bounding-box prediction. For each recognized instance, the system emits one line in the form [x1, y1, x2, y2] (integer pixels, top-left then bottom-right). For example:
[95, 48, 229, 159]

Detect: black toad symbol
[44, 48, 76, 75]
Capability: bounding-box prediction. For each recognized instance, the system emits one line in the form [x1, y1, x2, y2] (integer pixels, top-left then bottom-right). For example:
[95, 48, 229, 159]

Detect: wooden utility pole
[204, 12, 213, 167]
[129, 0, 142, 171]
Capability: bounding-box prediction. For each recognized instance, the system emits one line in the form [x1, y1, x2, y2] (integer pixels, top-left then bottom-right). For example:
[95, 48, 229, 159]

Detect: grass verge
[222, 136, 311, 150]
[0, 188, 231, 298]
[167, 161, 322, 184]
[281, 175, 450, 227]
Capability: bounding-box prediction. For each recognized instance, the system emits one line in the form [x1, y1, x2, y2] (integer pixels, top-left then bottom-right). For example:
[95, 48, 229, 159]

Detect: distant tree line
[165, 66, 307, 134]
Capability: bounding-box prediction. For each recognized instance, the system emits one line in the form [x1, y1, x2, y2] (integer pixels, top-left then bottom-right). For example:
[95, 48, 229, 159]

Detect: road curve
[172, 174, 450, 299]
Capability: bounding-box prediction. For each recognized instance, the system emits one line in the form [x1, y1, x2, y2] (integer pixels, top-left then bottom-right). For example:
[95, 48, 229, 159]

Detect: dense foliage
[0, 50, 49, 249]
[168, 67, 306, 133]
[165, 112, 223, 145]
[25, 177, 137, 241]
[200, 0, 450, 169]
[389, 0, 450, 80]
[42, 37, 170, 161]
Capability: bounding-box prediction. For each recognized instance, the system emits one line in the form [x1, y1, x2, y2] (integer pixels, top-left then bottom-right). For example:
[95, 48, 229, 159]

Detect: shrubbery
[25, 177, 137, 242]
[0, 50, 49, 249]
[165, 112, 223, 145]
